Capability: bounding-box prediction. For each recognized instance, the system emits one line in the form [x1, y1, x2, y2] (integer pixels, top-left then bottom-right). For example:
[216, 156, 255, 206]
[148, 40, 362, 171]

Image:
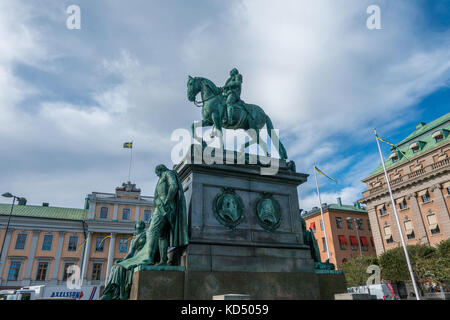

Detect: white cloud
[0, 0, 449, 209]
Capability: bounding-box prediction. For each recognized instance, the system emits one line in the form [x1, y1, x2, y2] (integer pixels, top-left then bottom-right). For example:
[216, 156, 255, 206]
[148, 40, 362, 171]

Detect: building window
[321, 237, 327, 253]
[347, 219, 353, 230]
[95, 236, 105, 252]
[379, 206, 388, 216]
[100, 207, 109, 219]
[335, 217, 343, 229]
[119, 237, 128, 253]
[384, 226, 393, 244]
[421, 192, 431, 203]
[432, 131, 444, 143]
[42, 234, 53, 251]
[368, 219, 371, 231]
[91, 263, 102, 281]
[399, 200, 408, 210]
[360, 237, 369, 251]
[8, 261, 22, 281]
[410, 142, 420, 153]
[370, 237, 375, 248]
[143, 209, 152, 222]
[357, 219, 363, 230]
[63, 263, 76, 281]
[15, 233, 28, 250]
[426, 214, 440, 235]
[68, 236, 78, 251]
[404, 220, 415, 240]
[349, 236, 358, 250]
[338, 235, 347, 250]
[320, 219, 324, 230]
[122, 208, 131, 220]
[35, 262, 49, 281]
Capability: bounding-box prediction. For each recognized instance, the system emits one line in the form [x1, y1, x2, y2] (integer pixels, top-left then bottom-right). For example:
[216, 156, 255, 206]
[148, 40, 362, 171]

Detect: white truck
[0, 285, 100, 300]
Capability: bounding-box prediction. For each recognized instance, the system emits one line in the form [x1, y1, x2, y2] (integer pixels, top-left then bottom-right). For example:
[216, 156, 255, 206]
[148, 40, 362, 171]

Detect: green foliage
[377, 243, 450, 289]
[341, 256, 378, 287]
[429, 239, 450, 284]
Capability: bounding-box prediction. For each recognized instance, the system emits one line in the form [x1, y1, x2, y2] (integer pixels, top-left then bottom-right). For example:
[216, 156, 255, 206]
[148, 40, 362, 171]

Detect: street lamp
[347, 217, 363, 258]
[0, 193, 26, 265]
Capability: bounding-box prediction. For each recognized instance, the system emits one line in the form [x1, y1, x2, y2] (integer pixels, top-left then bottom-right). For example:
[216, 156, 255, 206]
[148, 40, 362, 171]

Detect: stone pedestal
[174, 148, 312, 273]
[130, 270, 346, 300]
[131, 148, 346, 300]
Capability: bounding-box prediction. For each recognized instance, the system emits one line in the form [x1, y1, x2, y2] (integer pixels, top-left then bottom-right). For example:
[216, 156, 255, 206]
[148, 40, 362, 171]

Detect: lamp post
[0, 193, 26, 267]
[347, 217, 363, 258]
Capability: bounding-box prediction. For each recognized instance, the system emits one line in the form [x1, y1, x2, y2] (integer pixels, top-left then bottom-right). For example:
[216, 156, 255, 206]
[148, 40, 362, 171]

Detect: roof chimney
[416, 122, 426, 130]
[337, 197, 342, 206]
[42, 202, 49, 207]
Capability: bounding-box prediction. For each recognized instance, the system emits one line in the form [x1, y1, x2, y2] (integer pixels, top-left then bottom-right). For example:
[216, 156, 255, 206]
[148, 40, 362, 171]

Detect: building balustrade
[362, 158, 450, 198]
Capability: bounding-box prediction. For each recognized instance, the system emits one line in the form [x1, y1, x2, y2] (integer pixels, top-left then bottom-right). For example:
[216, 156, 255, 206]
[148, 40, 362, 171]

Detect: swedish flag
[123, 142, 133, 149]
[314, 166, 338, 183]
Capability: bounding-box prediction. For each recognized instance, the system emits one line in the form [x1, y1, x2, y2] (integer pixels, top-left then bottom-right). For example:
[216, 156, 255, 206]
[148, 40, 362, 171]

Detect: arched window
[100, 207, 109, 219]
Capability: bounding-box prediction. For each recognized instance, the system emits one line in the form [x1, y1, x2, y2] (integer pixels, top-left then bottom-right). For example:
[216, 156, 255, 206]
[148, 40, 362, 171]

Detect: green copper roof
[0, 203, 87, 221]
[302, 202, 367, 218]
[368, 112, 450, 177]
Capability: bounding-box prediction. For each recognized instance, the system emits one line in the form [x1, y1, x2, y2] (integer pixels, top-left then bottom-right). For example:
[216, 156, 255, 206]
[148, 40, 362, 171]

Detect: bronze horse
[187, 76, 288, 160]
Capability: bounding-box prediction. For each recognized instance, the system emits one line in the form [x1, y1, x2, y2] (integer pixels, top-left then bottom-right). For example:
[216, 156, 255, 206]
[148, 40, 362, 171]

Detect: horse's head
[187, 76, 201, 102]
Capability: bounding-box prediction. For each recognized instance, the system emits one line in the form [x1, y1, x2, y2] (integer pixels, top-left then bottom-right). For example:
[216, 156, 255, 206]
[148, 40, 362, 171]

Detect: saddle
[224, 100, 256, 128]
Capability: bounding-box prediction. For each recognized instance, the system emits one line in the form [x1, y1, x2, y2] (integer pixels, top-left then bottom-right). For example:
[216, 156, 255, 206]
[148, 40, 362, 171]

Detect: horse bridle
[193, 79, 222, 107]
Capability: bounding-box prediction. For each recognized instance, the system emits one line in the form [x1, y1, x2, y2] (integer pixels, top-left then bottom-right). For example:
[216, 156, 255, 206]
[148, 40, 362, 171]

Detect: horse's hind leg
[239, 129, 257, 154]
[257, 132, 270, 158]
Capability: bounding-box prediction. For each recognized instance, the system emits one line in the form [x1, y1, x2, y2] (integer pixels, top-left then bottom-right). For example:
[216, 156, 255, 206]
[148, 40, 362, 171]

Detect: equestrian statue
[187, 68, 288, 160]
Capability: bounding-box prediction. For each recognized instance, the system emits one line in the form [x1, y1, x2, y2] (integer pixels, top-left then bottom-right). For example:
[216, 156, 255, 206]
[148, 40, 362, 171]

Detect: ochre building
[302, 198, 376, 269]
[360, 113, 450, 256]
[0, 182, 153, 290]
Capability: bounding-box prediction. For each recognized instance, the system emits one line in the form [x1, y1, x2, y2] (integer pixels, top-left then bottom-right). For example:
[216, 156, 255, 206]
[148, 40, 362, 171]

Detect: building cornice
[360, 157, 450, 203]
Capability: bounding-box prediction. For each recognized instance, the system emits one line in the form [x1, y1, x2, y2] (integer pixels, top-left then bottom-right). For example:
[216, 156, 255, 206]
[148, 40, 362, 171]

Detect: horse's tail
[265, 115, 288, 160]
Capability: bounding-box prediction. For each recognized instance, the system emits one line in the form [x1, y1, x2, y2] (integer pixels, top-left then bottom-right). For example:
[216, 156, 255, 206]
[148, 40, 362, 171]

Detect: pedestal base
[130, 270, 346, 300]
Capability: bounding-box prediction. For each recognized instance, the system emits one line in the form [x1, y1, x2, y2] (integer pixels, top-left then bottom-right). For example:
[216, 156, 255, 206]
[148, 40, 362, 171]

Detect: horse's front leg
[191, 120, 212, 148]
[211, 112, 224, 149]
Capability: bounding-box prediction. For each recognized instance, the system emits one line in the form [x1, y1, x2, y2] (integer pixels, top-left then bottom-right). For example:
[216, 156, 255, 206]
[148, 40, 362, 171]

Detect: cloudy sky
[0, 0, 449, 210]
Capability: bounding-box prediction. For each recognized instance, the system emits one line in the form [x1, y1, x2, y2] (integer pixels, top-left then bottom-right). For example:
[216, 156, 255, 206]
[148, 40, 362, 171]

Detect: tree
[378, 244, 436, 291]
[427, 239, 450, 288]
[341, 256, 379, 287]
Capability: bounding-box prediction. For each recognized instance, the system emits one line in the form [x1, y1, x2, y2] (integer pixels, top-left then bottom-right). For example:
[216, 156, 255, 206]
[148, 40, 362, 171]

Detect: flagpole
[314, 162, 330, 261]
[128, 141, 133, 182]
[374, 128, 421, 300]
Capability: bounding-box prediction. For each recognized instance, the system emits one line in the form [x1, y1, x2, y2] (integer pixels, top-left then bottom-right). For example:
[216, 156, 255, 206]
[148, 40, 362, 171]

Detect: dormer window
[409, 142, 420, 153]
[432, 130, 444, 143]
[389, 152, 399, 163]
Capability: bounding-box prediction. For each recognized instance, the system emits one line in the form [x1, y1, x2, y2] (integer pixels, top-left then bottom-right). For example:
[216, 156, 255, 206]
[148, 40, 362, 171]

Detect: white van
[347, 284, 400, 300]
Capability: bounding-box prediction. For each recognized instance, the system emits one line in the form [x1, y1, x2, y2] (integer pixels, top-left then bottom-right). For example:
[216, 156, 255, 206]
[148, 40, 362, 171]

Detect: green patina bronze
[212, 187, 245, 229]
[142, 164, 189, 265]
[100, 221, 147, 300]
[100, 165, 189, 300]
[300, 217, 336, 270]
[255, 193, 282, 232]
[187, 68, 288, 160]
